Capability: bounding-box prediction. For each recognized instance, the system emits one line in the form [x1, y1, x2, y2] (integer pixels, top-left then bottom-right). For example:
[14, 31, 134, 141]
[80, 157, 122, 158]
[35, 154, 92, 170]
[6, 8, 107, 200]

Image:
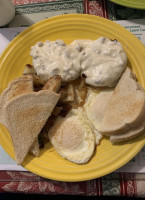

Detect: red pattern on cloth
[0, 171, 139, 196]
[12, 0, 57, 6]
[12, 0, 109, 19]
[0, 171, 87, 195]
[119, 173, 137, 197]
[96, 179, 100, 195]
[84, 0, 108, 18]
[99, 178, 103, 196]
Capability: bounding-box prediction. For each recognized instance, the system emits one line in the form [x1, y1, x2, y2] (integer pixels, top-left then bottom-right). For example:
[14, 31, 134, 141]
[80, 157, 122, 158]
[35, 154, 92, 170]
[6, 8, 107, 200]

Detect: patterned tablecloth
[1, 0, 145, 197]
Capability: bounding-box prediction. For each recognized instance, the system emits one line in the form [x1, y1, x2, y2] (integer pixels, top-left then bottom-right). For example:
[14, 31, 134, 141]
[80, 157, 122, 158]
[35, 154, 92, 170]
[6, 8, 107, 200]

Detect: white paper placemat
[0, 19, 145, 172]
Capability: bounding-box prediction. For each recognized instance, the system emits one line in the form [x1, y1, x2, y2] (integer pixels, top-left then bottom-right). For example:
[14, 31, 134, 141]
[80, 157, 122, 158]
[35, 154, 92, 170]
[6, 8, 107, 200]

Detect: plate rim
[110, 0, 145, 9]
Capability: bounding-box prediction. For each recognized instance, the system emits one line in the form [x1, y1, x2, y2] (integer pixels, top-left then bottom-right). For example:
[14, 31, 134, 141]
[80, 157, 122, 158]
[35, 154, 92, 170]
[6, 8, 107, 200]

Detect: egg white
[48, 108, 95, 164]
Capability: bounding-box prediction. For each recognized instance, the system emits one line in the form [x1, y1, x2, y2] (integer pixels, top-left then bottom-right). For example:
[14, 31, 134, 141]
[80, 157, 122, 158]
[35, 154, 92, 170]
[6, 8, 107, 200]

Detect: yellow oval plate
[110, 0, 145, 9]
[0, 14, 145, 182]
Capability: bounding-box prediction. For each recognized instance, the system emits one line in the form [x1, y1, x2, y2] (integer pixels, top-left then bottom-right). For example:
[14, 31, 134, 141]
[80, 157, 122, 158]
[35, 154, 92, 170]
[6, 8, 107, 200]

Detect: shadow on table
[0, 193, 143, 200]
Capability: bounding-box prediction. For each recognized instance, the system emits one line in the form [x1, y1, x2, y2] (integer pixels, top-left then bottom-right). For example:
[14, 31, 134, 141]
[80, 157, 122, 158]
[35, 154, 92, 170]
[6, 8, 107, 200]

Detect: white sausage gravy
[31, 37, 127, 87]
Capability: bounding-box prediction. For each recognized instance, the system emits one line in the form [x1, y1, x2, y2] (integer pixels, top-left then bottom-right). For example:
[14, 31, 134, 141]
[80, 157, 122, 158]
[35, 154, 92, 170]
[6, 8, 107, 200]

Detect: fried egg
[84, 89, 113, 140]
[48, 108, 95, 164]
